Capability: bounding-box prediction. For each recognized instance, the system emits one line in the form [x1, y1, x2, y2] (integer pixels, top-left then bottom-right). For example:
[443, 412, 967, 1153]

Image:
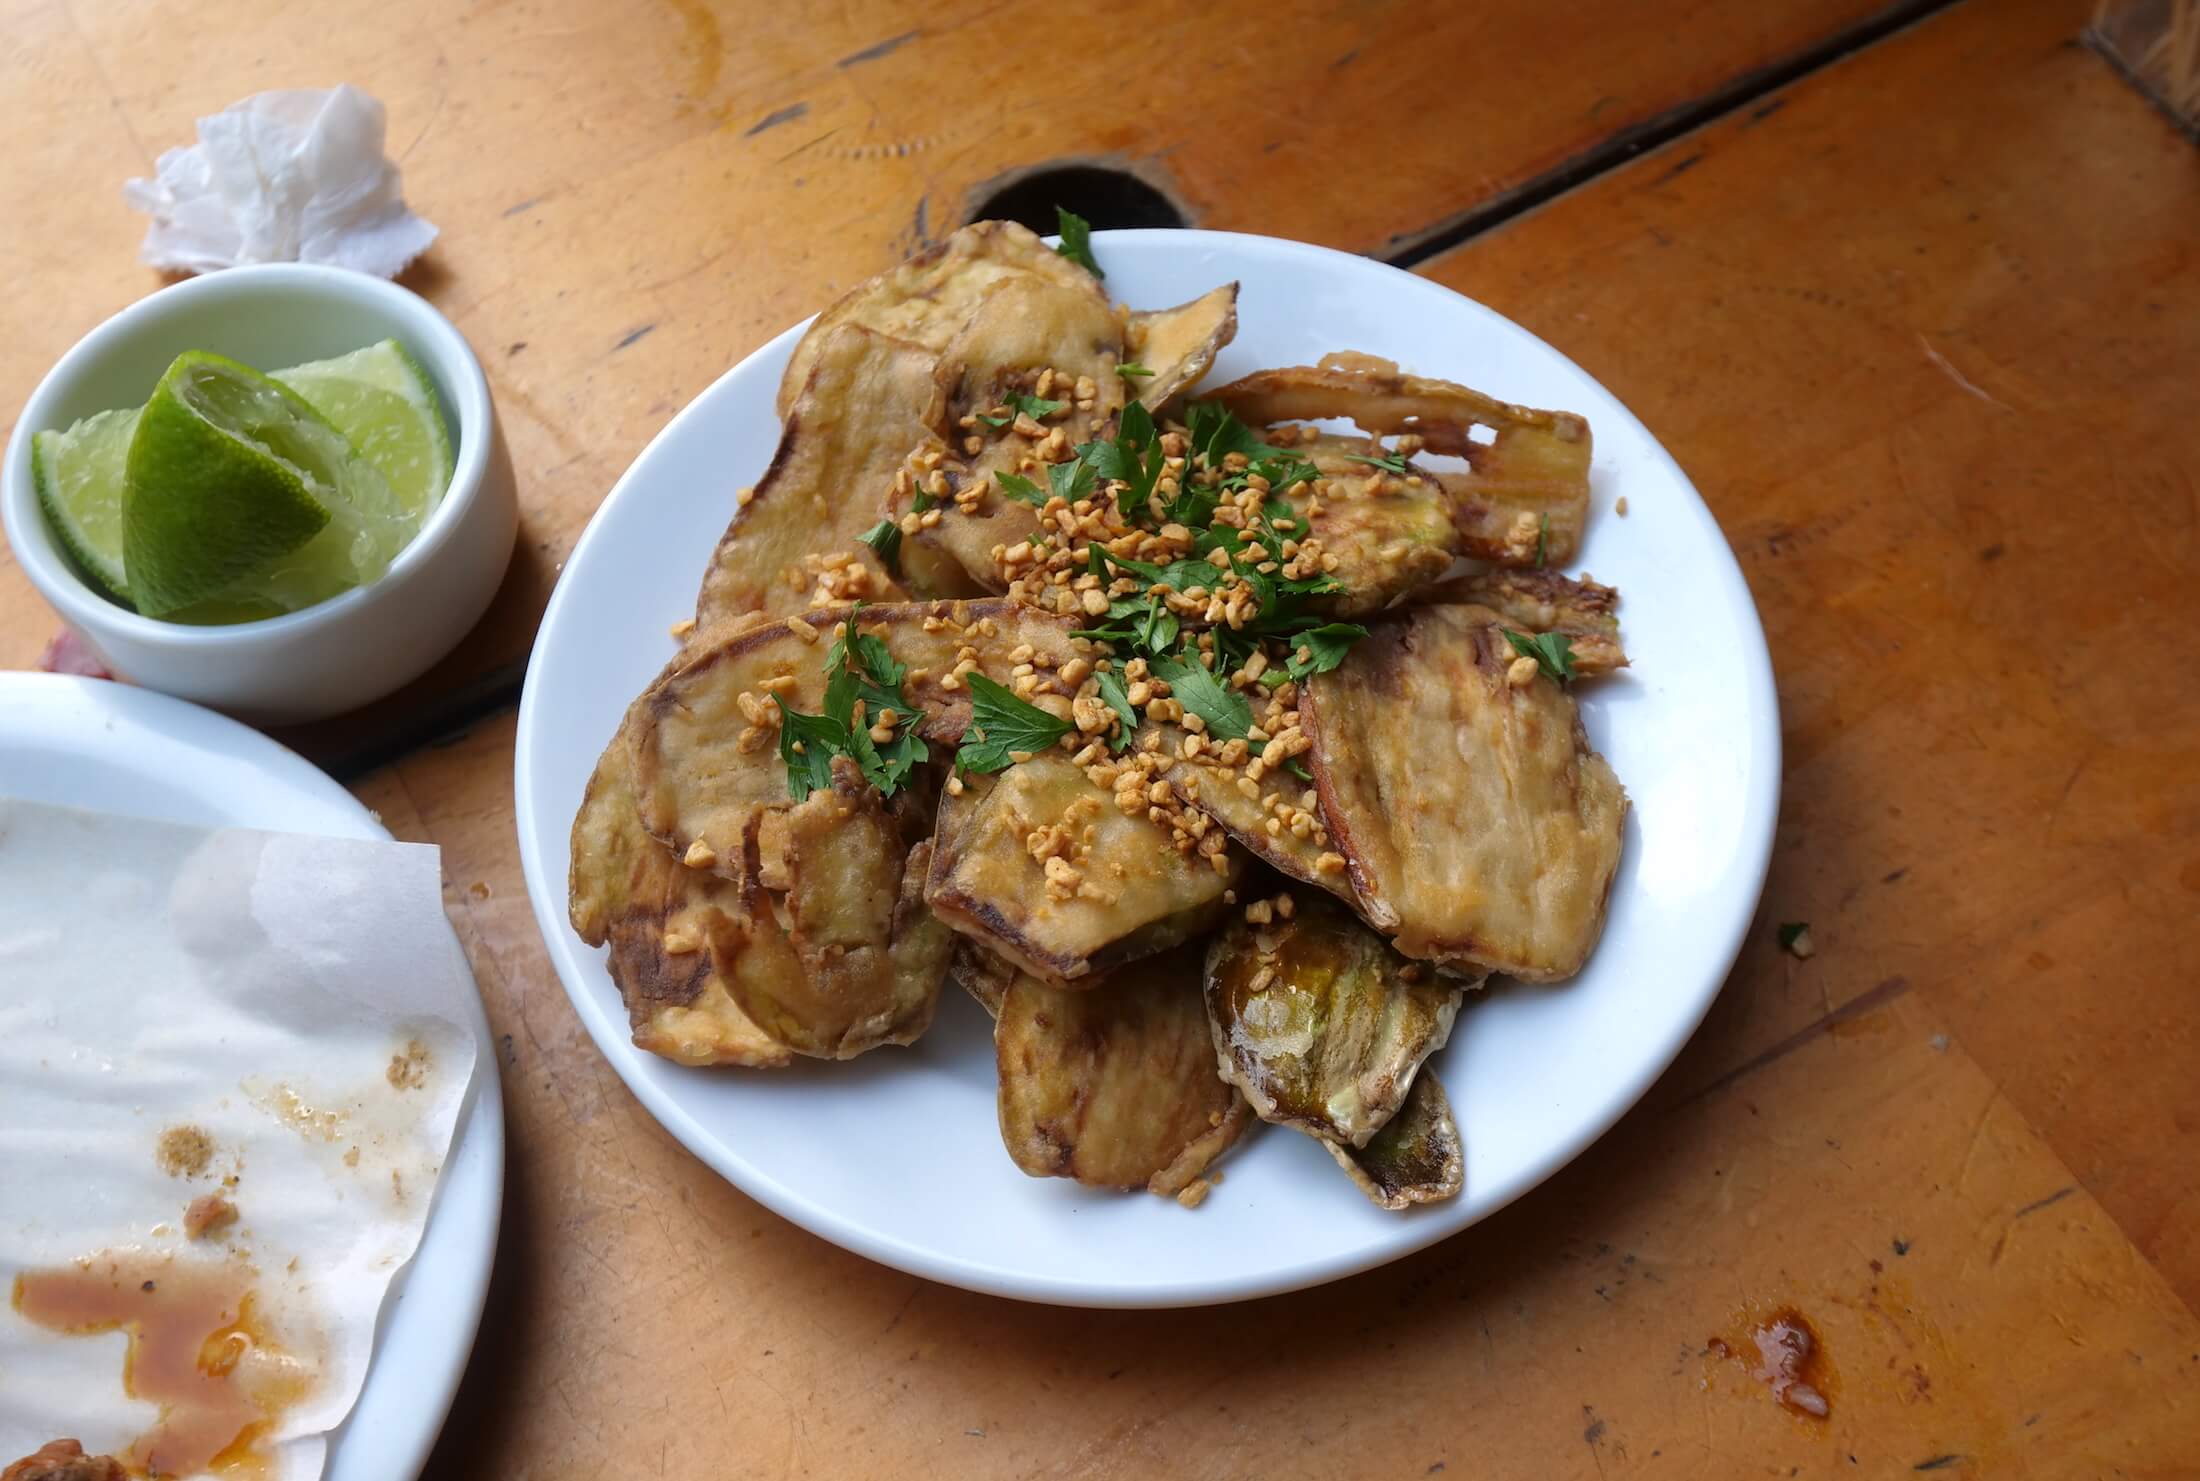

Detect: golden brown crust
[696, 324, 928, 629]
[892, 272, 1125, 597]
[1323, 1067, 1464, 1209]
[995, 944, 1254, 1193]
[719, 758, 947, 1058]
[632, 601, 1081, 881]
[1303, 604, 1626, 980]
[1206, 356, 1591, 569]
[1409, 567, 1627, 675]
[925, 753, 1239, 984]
[1126, 282, 1238, 410]
[1204, 895, 1463, 1147]
[775, 220, 1094, 418]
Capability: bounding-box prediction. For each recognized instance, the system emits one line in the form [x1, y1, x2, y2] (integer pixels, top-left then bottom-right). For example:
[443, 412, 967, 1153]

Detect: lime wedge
[33, 408, 140, 604]
[123, 351, 409, 618]
[36, 340, 448, 618]
[274, 338, 453, 521]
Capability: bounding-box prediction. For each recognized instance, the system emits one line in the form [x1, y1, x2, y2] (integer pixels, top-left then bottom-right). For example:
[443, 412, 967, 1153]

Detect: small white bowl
[2, 263, 517, 725]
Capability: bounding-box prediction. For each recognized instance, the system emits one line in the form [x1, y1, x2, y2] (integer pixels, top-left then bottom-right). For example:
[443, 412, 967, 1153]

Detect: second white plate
[514, 228, 1779, 1307]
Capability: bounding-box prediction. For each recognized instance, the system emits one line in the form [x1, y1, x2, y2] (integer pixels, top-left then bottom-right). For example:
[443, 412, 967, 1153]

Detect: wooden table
[6, 0, 2196, 1472]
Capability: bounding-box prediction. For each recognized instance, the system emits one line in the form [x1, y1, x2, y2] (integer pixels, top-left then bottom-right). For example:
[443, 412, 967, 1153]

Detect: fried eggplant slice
[1278, 433, 1459, 615]
[950, 935, 1016, 1020]
[696, 324, 929, 629]
[1410, 567, 1627, 675]
[1144, 723, 1352, 900]
[1303, 604, 1626, 980]
[1204, 894, 1462, 1147]
[568, 696, 790, 1067]
[1325, 1068, 1464, 1209]
[718, 758, 949, 1057]
[1206, 355, 1591, 569]
[1126, 283, 1238, 411]
[926, 751, 1241, 984]
[775, 219, 1093, 417]
[890, 273, 1126, 597]
[634, 600, 1080, 879]
[996, 943, 1253, 1193]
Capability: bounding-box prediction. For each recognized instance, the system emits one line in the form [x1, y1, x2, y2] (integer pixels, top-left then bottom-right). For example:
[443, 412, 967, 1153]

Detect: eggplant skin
[567, 691, 790, 1068]
[1204, 894, 1462, 1147]
[925, 752, 1240, 984]
[1126, 283, 1238, 411]
[1304, 604, 1626, 981]
[1324, 1068, 1464, 1210]
[996, 943, 1253, 1194]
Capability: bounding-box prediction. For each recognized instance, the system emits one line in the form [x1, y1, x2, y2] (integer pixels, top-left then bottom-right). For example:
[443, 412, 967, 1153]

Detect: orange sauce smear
[10, 1250, 314, 1478]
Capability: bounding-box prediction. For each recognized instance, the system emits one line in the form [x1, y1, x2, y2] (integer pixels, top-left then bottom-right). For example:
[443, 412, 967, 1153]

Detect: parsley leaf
[980, 391, 1067, 428]
[1342, 452, 1408, 474]
[1115, 362, 1155, 378]
[856, 517, 901, 573]
[1053, 206, 1103, 279]
[1535, 512, 1549, 568]
[775, 610, 932, 800]
[1151, 655, 1253, 744]
[1778, 921, 1811, 950]
[773, 697, 846, 802]
[1502, 628, 1577, 684]
[1095, 669, 1139, 752]
[1049, 456, 1098, 505]
[1280, 622, 1367, 679]
[995, 471, 1050, 507]
[958, 673, 1073, 773]
[911, 485, 936, 513]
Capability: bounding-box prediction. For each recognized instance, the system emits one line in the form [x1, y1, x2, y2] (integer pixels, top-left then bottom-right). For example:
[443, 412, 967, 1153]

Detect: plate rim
[514, 226, 1781, 1308]
[0, 670, 505, 1472]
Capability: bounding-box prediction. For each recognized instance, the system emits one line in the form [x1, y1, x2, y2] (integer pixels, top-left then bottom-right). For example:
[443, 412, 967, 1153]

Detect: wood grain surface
[6, 0, 2197, 1474]
[3, 0, 1930, 767]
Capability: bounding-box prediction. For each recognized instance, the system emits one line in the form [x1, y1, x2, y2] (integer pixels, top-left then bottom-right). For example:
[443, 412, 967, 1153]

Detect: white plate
[0, 672, 503, 1475]
[514, 229, 1779, 1308]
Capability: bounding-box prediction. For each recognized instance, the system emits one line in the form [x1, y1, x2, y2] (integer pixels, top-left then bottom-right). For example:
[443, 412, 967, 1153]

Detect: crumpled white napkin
[124, 85, 438, 278]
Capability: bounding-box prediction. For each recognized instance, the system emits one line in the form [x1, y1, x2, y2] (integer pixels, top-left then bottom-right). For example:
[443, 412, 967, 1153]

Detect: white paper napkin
[123, 85, 438, 278]
[0, 800, 480, 1480]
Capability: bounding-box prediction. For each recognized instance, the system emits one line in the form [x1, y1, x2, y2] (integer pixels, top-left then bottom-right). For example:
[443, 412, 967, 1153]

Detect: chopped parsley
[978, 391, 1067, 429]
[1150, 655, 1253, 744]
[1535, 511, 1549, 568]
[1053, 206, 1103, 279]
[957, 673, 1073, 774]
[1115, 362, 1155, 378]
[1095, 670, 1139, 752]
[1502, 628, 1576, 684]
[774, 607, 930, 800]
[1342, 452, 1408, 474]
[1280, 622, 1368, 680]
[856, 517, 901, 572]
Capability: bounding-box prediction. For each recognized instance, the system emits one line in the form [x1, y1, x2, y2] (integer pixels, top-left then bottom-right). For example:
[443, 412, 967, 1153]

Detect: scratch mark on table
[1919, 334, 2012, 410]
[1651, 150, 1706, 186]
[838, 29, 920, 67]
[615, 323, 658, 351]
[746, 102, 810, 137]
[2013, 1184, 2078, 1221]
[1330, 46, 1360, 69]
[778, 125, 845, 164]
[1914, 1456, 1967, 1471]
[503, 196, 545, 217]
[1674, 976, 1912, 1106]
[1955, 1091, 1999, 1196]
[1745, 97, 1790, 125]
